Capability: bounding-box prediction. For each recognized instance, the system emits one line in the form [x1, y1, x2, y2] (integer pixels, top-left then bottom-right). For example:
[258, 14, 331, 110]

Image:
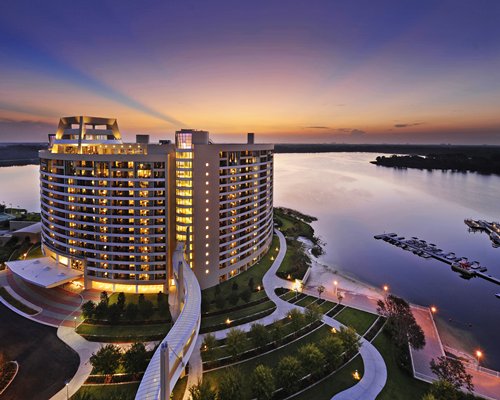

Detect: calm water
[1, 156, 499, 368]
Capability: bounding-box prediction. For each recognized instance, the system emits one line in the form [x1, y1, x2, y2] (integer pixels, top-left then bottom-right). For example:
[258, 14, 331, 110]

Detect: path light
[353, 370, 361, 380]
[257, 285, 261, 291]
[331, 327, 337, 334]
[226, 318, 231, 325]
[476, 350, 483, 369]
[270, 256, 274, 261]
[275, 247, 279, 251]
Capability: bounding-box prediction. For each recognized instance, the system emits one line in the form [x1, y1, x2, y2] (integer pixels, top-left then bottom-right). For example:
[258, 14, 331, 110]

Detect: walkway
[184, 229, 387, 400]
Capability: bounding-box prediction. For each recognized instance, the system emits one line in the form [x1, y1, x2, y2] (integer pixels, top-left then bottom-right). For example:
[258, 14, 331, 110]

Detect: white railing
[135, 249, 201, 400]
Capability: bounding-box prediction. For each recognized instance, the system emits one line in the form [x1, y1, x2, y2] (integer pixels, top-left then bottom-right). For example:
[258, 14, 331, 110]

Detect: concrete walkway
[183, 229, 388, 400]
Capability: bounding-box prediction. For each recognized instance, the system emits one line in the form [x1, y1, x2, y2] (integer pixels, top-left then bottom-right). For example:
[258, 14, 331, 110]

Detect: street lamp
[73, 316, 77, 328]
[383, 285, 389, 300]
[333, 280, 338, 297]
[430, 306, 437, 314]
[476, 350, 482, 370]
[65, 380, 69, 399]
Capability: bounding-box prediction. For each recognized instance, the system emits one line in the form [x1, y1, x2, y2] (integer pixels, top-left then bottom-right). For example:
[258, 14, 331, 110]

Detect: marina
[464, 219, 500, 247]
[374, 233, 500, 288]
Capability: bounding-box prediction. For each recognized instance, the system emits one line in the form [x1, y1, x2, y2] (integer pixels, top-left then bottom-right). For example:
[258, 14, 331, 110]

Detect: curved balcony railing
[135, 246, 201, 400]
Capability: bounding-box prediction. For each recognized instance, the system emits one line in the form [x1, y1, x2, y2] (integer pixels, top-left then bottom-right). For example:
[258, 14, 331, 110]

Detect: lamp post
[383, 285, 389, 300]
[476, 350, 482, 370]
[333, 280, 338, 297]
[430, 306, 437, 314]
[65, 380, 69, 400]
[73, 316, 77, 328]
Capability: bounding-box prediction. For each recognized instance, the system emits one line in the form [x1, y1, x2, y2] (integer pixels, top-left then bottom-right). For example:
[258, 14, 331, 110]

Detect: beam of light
[0, 28, 185, 127]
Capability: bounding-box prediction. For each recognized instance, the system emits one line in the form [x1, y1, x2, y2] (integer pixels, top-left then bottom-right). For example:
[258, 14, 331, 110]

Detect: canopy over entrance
[6, 257, 83, 288]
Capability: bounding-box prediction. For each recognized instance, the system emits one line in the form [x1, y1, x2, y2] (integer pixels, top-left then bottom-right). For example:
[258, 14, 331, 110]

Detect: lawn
[274, 208, 315, 241]
[204, 325, 331, 399]
[0, 287, 38, 315]
[72, 382, 139, 400]
[76, 322, 171, 342]
[26, 245, 43, 259]
[372, 329, 429, 400]
[200, 300, 276, 330]
[276, 238, 310, 280]
[201, 235, 280, 312]
[294, 295, 318, 308]
[290, 355, 364, 400]
[334, 307, 378, 335]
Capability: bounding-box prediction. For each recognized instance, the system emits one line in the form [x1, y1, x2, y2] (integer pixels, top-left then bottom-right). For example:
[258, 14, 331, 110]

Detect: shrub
[217, 367, 242, 400]
[138, 299, 154, 319]
[94, 301, 108, 320]
[225, 328, 246, 358]
[201, 333, 218, 354]
[122, 342, 148, 377]
[107, 303, 122, 324]
[125, 303, 138, 321]
[249, 323, 271, 348]
[286, 308, 305, 331]
[89, 344, 122, 378]
[304, 303, 322, 323]
[297, 343, 326, 378]
[275, 356, 303, 394]
[318, 335, 344, 368]
[240, 288, 252, 303]
[338, 326, 361, 356]
[227, 291, 239, 306]
[252, 365, 275, 400]
[189, 378, 217, 400]
[100, 291, 109, 305]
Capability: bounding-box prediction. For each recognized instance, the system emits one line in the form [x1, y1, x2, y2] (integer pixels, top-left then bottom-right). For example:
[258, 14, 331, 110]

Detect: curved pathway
[184, 229, 387, 400]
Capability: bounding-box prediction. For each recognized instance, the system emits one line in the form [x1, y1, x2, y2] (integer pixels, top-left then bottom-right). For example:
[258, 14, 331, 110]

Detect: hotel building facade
[39, 116, 273, 291]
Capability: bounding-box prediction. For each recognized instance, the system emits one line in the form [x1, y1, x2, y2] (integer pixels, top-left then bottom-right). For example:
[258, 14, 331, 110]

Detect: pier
[465, 219, 500, 247]
[374, 233, 500, 287]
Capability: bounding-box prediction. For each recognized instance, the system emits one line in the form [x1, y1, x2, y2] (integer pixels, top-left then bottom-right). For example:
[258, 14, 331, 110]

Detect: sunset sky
[1, 0, 500, 143]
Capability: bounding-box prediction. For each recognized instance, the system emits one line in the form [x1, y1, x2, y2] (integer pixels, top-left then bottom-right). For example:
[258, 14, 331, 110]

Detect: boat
[495, 294, 500, 299]
[479, 267, 488, 272]
[470, 261, 481, 270]
[422, 253, 432, 259]
[451, 261, 475, 277]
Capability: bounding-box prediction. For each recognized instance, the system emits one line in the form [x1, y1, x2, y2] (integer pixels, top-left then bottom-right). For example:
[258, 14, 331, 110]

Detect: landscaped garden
[334, 306, 379, 335]
[72, 382, 139, 400]
[77, 291, 172, 342]
[197, 322, 362, 400]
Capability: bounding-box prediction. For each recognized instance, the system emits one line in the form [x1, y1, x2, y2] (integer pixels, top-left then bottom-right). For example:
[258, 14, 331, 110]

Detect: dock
[375, 233, 500, 287]
[465, 219, 500, 247]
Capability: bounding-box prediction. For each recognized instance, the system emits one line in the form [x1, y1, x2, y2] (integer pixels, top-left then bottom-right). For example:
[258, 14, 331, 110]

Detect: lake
[1, 154, 499, 369]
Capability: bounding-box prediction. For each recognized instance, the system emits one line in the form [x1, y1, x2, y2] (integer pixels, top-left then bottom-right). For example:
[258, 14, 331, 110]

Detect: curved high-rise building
[36, 116, 273, 292]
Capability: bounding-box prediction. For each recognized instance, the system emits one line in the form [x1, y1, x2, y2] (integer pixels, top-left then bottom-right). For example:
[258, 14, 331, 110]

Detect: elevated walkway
[135, 246, 201, 400]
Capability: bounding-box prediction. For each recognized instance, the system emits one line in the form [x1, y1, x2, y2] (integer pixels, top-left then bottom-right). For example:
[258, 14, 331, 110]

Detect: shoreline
[298, 236, 484, 367]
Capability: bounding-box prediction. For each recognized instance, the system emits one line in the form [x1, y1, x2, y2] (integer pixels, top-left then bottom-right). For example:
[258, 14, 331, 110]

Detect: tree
[271, 319, 284, 344]
[227, 291, 239, 306]
[215, 295, 226, 310]
[138, 293, 145, 304]
[225, 328, 246, 359]
[100, 291, 109, 305]
[217, 367, 242, 400]
[248, 277, 255, 291]
[377, 294, 425, 350]
[249, 323, 271, 348]
[337, 293, 344, 305]
[90, 344, 122, 380]
[251, 364, 275, 400]
[286, 308, 305, 331]
[189, 378, 216, 400]
[94, 301, 108, 320]
[275, 356, 303, 394]
[297, 343, 326, 378]
[157, 291, 165, 305]
[81, 300, 96, 319]
[138, 299, 154, 320]
[116, 292, 126, 311]
[304, 303, 322, 324]
[125, 302, 138, 321]
[430, 356, 474, 392]
[123, 342, 148, 378]
[240, 288, 252, 303]
[338, 326, 361, 356]
[318, 335, 344, 368]
[427, 379, 461, 400]
[316, 285, 325, 299]
[201, 333, 218, 355]
[107, 303, 122, 324]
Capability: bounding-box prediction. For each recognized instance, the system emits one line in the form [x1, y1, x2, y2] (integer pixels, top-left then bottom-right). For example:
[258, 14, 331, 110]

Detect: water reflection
[275, 153, 500, 369]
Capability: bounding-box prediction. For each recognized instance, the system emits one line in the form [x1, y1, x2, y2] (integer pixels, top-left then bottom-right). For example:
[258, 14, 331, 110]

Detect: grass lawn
[204, 325, 331, 399]
[200, 300, 276, 329]
[274, 208, 315, 241]
[26, 245, 43, 259]
[317, 300, 337, 314]
[290, 355, 364, 400]
[334, 307, 378, 335]
[72, 382, 139, 400]
[171, 376, 188, 400]
[0, 287, 38, 315]
[294, 295, 318, 308]
[373, 329, 430, 400]
[76, 322, 171, 342]
[100, 292, 171, 323]
[201, 235, 279, 312]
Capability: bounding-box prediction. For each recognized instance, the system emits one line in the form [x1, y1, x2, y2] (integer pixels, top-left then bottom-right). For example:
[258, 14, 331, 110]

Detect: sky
[1, 0, 500, 144]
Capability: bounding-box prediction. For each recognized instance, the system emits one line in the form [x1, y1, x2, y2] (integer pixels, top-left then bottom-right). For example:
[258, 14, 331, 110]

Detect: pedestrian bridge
[135, 247, 201, 400]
